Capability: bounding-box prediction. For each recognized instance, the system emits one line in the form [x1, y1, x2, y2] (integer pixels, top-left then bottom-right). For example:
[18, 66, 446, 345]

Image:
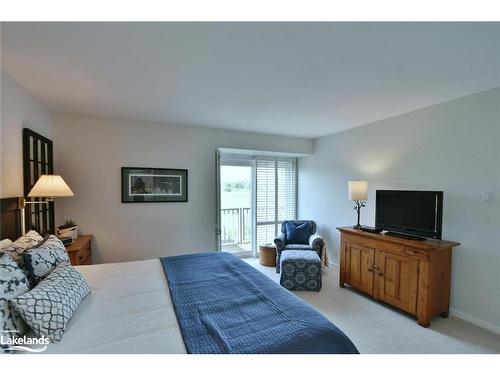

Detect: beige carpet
[244, 258, 500, 354]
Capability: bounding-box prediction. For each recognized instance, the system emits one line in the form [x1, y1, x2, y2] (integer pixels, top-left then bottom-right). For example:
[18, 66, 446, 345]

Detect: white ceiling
[2, 22, 499, 138]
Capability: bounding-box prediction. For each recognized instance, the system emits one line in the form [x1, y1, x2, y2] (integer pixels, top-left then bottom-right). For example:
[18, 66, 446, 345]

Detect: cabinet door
[376, 251, 419, 314]
[345, 243, 375, 295]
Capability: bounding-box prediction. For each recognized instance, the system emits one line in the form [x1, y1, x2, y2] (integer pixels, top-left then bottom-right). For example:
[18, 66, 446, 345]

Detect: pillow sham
[22, 235, 69, 287]
[11, 262, 90, 343]
[0, 254, 30, 350]
[0, 230, 44, 262]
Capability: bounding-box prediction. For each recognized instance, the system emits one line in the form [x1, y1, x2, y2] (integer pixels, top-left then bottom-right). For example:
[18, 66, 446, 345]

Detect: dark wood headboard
[1, 129, 54, 240]
[0, 197, 23, 240]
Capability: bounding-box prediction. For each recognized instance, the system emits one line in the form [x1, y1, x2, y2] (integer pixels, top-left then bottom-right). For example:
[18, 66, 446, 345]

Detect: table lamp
[348, 180, 368, 229]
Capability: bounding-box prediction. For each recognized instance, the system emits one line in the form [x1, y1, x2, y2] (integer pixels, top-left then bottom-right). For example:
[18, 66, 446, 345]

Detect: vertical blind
[256, 159, 296, 246]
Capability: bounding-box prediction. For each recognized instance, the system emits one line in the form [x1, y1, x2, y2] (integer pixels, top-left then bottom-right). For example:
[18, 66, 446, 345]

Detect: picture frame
[121, 167, 188, 203]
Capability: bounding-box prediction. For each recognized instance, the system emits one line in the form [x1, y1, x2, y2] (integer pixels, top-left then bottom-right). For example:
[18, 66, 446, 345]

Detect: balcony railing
[221, 207, 251, 245]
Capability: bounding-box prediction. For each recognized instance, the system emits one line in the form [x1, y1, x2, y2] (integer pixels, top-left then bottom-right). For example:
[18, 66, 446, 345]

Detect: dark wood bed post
[0, 197, 24, 240]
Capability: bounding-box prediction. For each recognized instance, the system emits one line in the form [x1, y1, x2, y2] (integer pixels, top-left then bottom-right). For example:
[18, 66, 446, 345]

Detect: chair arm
[274, 233, 286, 273]
[309, 233, 325, 256]
[274, 233, 286, 253]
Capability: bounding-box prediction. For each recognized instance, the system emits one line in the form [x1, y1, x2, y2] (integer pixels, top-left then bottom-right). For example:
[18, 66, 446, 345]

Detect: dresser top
[64, 235, 92, 252]
[337, 227, 460, 250]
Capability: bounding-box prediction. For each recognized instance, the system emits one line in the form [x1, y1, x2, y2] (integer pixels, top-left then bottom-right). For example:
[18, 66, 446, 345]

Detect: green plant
[58, 220, 77, 229]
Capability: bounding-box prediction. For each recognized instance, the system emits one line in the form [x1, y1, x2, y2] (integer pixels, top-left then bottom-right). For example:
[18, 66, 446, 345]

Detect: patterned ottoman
[279, 250, 322, 291]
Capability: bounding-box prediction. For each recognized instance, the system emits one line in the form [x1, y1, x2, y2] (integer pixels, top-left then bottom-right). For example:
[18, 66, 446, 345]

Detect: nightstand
[65, 235, 92, 266]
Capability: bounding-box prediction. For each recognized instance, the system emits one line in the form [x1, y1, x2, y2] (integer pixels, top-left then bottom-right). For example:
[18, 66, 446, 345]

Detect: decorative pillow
[0, 254, 30, 349]
[22, 235, 69, 287]
[29, 234, 51, 249]
[284, 222, 311, 245]
[11, 262, 90, 342]
[0, 230, 44, 262]
[0, 239, 13, 250]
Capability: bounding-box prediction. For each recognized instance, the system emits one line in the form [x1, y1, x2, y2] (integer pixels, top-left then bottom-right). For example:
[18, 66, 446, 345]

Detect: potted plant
[57, 220, 78, 241]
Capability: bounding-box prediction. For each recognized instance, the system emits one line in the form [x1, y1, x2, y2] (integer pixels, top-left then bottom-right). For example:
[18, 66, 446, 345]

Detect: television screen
[375, 190, 443, 239]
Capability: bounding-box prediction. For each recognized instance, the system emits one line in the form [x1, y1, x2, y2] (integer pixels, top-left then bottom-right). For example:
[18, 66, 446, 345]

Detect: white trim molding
[449, 308, 500, 335]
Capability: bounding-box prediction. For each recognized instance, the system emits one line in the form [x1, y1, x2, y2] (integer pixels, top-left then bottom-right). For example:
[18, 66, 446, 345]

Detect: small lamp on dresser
[348, 180, 368, 229]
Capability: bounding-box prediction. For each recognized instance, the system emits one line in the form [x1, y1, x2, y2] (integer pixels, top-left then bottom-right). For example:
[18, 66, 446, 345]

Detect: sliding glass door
[216, 151, 297, 258]
[219, 159, 254, 258]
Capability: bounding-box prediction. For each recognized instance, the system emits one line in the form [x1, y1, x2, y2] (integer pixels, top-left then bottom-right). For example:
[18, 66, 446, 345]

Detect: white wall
[0, 29, 3, 201]
[298, 88, 500, 332]
[1, 70, 53, 197]
[53, 112, 313, 264]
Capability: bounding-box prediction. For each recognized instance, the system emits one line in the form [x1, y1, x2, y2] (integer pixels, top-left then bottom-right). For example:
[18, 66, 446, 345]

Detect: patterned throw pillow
[11, 262, 90, 342]
[0, 254, 30, 350]
[0, 230, 44, 262]
[22, 235, 70, 287]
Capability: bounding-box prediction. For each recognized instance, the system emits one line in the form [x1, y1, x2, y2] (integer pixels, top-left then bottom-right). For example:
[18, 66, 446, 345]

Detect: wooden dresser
[65, 235, 92, 266]
[337, 227, 459, 327]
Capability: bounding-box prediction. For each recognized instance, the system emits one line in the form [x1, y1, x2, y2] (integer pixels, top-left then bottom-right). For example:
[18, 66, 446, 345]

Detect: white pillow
[0, 230, 44, 262]
[12, 230, 44, 250]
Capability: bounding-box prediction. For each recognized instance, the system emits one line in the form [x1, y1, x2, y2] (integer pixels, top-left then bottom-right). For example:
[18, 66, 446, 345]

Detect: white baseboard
[327, 262, 500, 335]
[449, 308, 500, 335]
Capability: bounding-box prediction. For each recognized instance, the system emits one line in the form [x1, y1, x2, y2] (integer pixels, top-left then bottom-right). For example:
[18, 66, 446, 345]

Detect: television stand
[337, 226, 460, 327]
[385, 231, 426, 241]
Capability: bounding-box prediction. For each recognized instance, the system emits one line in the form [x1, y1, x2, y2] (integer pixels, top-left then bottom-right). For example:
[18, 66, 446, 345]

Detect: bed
[1, 198, 358, 354]
[41, 254, 358, 354]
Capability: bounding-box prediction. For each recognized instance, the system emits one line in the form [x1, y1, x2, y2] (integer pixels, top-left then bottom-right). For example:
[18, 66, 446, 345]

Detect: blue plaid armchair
[274, 220, 325, 273]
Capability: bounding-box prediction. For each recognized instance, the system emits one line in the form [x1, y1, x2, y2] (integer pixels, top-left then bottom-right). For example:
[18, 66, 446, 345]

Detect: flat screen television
[375, 190, 443, 240]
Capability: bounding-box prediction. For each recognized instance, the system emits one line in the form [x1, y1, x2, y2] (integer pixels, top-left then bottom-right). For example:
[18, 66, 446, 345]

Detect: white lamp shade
[28, 175, 74, 197]
[348, 181, 368, 201]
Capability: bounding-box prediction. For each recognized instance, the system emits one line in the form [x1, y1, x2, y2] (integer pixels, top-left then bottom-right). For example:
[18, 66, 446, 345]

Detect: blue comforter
[160, 252, 358, 354]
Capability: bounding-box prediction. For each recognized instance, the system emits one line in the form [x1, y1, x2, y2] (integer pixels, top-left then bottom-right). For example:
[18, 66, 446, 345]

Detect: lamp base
[353, 224, 362, 229]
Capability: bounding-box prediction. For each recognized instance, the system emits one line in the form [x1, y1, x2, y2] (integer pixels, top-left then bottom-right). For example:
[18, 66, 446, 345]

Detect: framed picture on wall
[121, 167, 188, 203]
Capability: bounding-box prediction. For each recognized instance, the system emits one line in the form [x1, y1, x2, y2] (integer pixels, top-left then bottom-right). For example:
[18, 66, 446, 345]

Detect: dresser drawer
[375, 240, 405, 254]
[402, 247, 429, 261]
[342, 233, 381, 249]
[375, 243, 429, 261]
[374, 242, 429, 261]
